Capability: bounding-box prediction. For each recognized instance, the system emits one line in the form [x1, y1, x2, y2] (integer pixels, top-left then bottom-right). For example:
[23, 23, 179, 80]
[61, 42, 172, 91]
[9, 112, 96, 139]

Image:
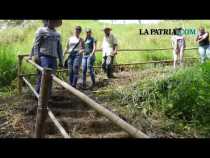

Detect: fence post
[34, 68, 52, 138]
[17, 55, 24, 95]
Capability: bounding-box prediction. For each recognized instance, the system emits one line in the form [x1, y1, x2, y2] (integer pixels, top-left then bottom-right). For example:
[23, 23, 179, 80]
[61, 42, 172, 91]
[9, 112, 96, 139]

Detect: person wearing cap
[196, 27, 210, 63]
[30, 20, 48, 60]
[171, 27, 186, 68]
[102, 26, 118, 78]
[64, 26, 84, 88]
[32, 20, 63, 95]
[81, 28, 97, 89]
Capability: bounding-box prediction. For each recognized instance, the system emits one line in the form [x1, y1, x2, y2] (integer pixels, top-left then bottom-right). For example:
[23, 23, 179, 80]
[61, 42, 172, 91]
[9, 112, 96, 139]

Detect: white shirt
[171, 35, 185, 50]
[68, 36, 81, 53]
[102, 34, 118, 56]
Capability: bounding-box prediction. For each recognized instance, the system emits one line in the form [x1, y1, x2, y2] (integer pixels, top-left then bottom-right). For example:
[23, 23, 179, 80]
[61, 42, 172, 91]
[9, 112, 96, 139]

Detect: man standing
[30, 20, 48, 59]
[102, 26, 118, 78]
[32, 20, 63, 95]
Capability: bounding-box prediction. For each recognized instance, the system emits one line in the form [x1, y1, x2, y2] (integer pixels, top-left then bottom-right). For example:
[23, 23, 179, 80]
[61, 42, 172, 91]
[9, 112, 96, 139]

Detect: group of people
[30, 20, 210, 97]
[171, 27, 210, 68]
[30, 20, 118, 96]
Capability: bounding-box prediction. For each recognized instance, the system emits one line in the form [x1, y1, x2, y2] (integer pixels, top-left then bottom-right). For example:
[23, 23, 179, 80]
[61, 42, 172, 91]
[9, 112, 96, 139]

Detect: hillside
[1, 20, 210, 138]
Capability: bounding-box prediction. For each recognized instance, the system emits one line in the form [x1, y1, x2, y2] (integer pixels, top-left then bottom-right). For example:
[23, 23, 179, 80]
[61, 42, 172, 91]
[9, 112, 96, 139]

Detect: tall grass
[0, 45, 17, 87]
[111, 62, 210, 137]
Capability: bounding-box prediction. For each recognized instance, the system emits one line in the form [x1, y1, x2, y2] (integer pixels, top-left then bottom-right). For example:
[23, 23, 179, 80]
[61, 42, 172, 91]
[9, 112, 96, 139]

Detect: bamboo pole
[48, 108, 70, 138]
[22, 77, 39, 99]
[52, 75, 149, 138]
[18, 47, 198, 59]
[17, 55, 24, 95]
[27, 59, 44, 72]
[54, 57, 199, 71]
[34, 68, 52, 138]
[20, 73, 37, 77]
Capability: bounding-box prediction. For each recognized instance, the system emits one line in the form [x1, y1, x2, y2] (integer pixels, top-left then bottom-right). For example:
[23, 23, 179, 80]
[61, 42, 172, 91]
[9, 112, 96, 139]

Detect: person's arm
[57, 38, 64, 67]
[196, 34, 200, 42]
[32, 30, 42, 63]
[183, 37, 186, 48]
[198, 32, 208, 42]
[172, 37, 178, 50]
[171, 37, 175, 48]
[64, 39, 70, 55]
[79, 38, 85, 54]
[112, 35, 118, 55]
[91, 39, 97, 56]
[113, 44, 118, 54]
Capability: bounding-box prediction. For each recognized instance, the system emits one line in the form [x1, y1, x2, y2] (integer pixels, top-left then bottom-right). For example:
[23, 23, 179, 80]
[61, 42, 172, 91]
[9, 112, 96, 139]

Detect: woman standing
[196, 27, 210, 63]
[64, 26, 84, 88]
[81, 28, 97, 89]
[171, 27, 186, 68]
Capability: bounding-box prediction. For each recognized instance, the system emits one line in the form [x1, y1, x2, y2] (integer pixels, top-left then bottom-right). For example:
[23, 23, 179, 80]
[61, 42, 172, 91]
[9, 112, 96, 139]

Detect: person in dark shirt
[81, 28, 97, 89]
[196, 27, 210, 63]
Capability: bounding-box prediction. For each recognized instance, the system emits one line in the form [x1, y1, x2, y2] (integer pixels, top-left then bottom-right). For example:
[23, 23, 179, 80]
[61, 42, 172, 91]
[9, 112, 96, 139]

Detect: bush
[112, 63, 210, 136]
[159, 63, 210, 130]
[0, 45, 17, 87]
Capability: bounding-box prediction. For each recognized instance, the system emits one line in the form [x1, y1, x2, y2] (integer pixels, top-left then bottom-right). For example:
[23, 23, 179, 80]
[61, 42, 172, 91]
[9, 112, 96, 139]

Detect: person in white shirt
[171, 27, 186, 68]
[64, 26, 84, 88]
[102, 26, 118, 78]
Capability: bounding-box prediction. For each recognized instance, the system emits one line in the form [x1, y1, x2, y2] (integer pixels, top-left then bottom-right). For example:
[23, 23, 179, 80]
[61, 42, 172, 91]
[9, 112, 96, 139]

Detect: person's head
[42, 20, 48, 27]
[85, 28, 92, 37]
[74, 26, 82, 37]
[47, 20, 62, 29]
[103, 27, 112, 36]
[199, 27, 205, 34]
[174, 27, 182, 36]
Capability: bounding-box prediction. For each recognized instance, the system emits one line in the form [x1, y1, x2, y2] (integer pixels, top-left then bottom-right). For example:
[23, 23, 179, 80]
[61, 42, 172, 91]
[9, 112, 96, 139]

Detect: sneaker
[89, 84, 96, 91]
[78, 84, 87, 90]
[108, 74, 117, 79]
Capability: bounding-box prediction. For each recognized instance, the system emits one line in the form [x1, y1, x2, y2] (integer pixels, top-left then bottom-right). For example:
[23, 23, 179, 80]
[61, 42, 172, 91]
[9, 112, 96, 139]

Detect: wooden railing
[18, 55, 150, 138]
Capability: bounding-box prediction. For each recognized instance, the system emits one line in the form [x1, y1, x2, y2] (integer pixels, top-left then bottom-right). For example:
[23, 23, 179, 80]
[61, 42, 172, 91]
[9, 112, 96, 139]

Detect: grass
[103, 62, 210, 137]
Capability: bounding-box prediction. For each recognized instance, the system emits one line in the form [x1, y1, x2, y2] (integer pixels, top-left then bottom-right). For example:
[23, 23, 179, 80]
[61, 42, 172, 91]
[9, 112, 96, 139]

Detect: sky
[98, 20, 161, 24]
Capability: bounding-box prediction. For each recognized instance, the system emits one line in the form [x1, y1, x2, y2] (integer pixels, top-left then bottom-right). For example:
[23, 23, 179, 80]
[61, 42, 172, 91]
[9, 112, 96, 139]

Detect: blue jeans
[35, 56, 57, 95]
[82, 55, 96, 86]
[68, 53, 82, 87]
[199, 45, 210, 63]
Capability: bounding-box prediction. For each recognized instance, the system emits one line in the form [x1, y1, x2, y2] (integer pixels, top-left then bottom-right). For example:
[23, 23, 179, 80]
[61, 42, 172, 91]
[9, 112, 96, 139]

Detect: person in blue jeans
[32, 20, 63, 96]
[196, 27, 210, 63]
[81, 28, 97, 89]
[64, 26, 84, 88]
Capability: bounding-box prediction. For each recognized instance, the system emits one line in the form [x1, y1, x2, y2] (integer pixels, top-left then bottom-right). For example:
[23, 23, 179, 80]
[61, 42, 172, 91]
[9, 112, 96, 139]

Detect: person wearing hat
[81, 28, 97, 89]
[102, 26, 118, 78]
[171, 27, 186, 68]
[64, 26, 84, 88]
[32, 20, 63, 95]
[30, 20, 49, 60]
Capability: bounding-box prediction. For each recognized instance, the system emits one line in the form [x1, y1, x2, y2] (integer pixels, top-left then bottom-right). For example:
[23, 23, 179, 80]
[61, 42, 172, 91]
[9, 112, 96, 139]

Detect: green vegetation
[108, 63, 210, 137]
[1, 20, 210, 137]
